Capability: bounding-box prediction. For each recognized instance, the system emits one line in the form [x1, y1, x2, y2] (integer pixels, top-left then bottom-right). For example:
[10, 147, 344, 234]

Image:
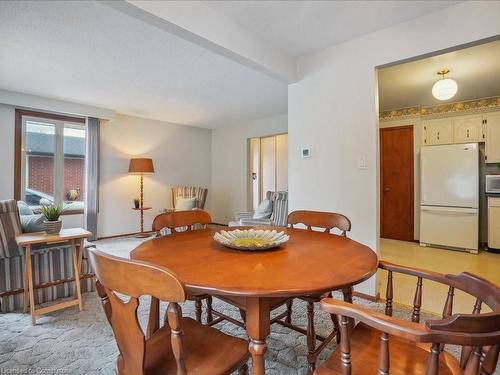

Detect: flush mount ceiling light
[432, 69, 458, 101]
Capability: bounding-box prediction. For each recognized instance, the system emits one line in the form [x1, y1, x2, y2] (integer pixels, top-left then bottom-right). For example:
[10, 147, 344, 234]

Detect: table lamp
[128, 158, 155, 237]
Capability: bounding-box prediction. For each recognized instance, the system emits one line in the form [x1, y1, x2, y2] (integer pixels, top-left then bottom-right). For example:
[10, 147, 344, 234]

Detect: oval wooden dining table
[130, 227, 378, 374]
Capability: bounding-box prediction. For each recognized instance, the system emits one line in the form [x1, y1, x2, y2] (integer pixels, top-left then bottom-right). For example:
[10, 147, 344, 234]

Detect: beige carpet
[0, 235, 497, 374]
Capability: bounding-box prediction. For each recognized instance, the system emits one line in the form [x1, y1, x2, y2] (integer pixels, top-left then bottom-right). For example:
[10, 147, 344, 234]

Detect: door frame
[247, 132, 288, 211]
[379, 125, 414, 241]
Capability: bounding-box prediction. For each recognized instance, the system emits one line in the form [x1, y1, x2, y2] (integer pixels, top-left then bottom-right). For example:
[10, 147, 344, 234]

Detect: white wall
[288, 1, 500, 297]
[211, 114, 287, 224]
[98, 114, 211, 237]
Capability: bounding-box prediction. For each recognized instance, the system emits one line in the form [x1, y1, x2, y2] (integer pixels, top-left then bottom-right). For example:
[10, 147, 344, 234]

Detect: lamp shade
[432, 78, 458, 101]
[128, 158, 155, 174]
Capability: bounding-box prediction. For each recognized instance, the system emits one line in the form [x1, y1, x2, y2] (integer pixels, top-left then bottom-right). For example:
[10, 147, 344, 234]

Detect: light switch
[357, 156, 367, 169]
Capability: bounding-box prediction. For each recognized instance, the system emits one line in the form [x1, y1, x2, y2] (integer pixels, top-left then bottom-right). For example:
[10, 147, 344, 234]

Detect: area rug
[0, 235, 497, 374]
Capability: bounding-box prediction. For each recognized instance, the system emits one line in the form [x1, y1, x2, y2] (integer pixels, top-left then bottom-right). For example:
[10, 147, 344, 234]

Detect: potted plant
[133, 198, 140, 209]
[40, 204, 63, 234]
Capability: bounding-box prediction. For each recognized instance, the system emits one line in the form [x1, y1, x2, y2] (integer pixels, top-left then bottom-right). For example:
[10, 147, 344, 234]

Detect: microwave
[486, 175, 500, 194]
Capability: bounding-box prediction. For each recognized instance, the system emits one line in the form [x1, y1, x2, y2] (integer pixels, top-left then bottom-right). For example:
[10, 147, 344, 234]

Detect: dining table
[130, 226, 378, 374]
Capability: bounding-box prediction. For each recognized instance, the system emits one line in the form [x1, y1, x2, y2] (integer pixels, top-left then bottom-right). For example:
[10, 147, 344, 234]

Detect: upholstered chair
[171, 186, 208, 210]
[229, 191, 288, 227]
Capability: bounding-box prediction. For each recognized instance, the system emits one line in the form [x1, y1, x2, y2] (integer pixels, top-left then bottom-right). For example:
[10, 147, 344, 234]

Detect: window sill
[32, 208, 84, 216]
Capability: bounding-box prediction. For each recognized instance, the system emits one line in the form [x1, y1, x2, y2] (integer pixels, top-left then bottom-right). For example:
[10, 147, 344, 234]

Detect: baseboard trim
[97, 231, 155, 240]
[353, 291, 379, 302]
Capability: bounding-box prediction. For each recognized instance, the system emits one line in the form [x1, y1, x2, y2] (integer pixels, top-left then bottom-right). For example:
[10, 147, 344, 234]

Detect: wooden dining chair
[316, 261, 500, 374]
[89, 249, 250, 375]
[151, 210, 213, 326]
[284, 210, 353, 373]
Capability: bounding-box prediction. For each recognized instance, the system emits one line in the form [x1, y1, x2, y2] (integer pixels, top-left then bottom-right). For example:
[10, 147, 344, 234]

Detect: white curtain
[85, 117, 99, 240]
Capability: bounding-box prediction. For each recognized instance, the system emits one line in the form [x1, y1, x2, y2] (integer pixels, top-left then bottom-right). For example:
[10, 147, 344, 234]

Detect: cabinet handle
[467, 129, 470, 138]
[437, 131, 440, 140]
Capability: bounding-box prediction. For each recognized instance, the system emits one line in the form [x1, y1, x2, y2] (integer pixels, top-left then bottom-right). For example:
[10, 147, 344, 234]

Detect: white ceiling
[0, 1, 465, 127]
[203, 0, 459, 57]
[0, 1, 287, 128]
[378, 39, 500, 111]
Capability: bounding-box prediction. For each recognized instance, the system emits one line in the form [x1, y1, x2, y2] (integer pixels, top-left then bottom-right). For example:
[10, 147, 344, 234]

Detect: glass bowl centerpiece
[214, 229, 289, 251]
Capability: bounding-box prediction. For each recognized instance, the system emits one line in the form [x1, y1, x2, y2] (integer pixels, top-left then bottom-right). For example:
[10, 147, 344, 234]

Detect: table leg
[246, 297, 270, 375]
[342, 287, 355, 331]
[25, 245, 36, 325]
[71, 239, 83, 311]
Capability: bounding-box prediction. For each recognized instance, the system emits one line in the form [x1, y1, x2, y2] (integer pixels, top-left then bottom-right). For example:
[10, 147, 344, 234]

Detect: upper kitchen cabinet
[422, 118, 453, 145]
[453, 115, 483, 143]
[485, 113, 500, 163]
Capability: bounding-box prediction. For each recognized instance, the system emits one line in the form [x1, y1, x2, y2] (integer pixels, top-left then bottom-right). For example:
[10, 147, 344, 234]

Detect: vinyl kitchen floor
[378, 238, 500, 315]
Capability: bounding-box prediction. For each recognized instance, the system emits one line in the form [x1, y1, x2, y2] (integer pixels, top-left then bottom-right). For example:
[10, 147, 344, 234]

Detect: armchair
[171, 186, 208, 210]
[0, 199, 95, 312]
[229, 191, 288, 227]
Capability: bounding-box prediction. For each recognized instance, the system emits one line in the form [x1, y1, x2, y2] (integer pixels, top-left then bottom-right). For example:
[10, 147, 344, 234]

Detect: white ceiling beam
[103, 0, 296, 83]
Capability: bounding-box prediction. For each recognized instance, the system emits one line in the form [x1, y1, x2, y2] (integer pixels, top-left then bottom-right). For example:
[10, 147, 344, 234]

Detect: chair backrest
[269, 191, 288, 227]
[88, 249, 187, 375]
[172, 186, 208, 209]
[152, 210, 212, 235]
[287, 210, 351, 236]
[0, 200, 23, 258]
[379, 261, 500, 375]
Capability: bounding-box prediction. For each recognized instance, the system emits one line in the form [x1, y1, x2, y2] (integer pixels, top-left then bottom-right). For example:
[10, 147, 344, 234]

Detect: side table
[15, 228, 92, 325]
[132, 206, 152, 238]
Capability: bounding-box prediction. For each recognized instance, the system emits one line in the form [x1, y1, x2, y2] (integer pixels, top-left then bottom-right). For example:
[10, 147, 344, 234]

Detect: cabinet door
[453, 115, 482, 143]
[485, 113, 500, 163]
[488, 198, 500, 249]
[423, 118, 453, 145]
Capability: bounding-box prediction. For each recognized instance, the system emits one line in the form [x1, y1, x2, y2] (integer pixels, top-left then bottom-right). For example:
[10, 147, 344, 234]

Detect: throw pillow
[17, 201, 34, 216]
[253, 199, 272, 219]
[20, 214, 45, 233]
[175, 197, 198, 211]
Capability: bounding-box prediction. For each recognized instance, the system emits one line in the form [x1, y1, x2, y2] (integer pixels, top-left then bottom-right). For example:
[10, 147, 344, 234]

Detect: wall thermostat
[301, 147, 312, 158]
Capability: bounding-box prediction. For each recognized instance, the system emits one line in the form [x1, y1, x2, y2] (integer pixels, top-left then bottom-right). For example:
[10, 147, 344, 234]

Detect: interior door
[380, 126, 414, 241]
[260, 136, 276, 197]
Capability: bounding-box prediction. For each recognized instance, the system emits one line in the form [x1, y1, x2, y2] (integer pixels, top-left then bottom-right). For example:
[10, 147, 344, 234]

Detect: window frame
[14, 109, 86, 215]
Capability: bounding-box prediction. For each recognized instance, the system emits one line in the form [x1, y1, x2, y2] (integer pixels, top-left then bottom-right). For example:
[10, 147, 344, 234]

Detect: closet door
[260, 136, 276, 197]
[276, 134, 288, 192]
[248, 138, 261, 211]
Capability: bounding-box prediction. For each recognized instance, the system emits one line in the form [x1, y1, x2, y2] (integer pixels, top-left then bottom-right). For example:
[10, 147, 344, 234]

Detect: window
[15, 110, 86, 213]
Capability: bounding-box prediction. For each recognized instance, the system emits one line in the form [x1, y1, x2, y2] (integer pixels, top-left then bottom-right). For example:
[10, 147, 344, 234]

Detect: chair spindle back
[152, 210, 212, 235]
[287, 210, 351, 236]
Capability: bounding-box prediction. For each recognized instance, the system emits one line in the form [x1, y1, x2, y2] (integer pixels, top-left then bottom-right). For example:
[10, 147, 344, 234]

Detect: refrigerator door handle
[421, 207, 477, 215]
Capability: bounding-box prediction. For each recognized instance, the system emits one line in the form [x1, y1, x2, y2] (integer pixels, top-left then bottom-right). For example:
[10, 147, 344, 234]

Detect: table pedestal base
[246, 297, 271, 375]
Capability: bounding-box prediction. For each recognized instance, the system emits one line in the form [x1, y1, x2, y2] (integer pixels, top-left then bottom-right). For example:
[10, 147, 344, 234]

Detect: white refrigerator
[420, 143, 479, 252]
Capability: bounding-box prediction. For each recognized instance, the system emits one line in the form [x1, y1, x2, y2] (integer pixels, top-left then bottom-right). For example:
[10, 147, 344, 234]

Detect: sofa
[0, 199, 95, 313]
[229, 191, 288, 227]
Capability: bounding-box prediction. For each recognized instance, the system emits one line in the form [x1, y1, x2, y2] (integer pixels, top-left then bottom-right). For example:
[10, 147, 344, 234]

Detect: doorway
[380, 126, 414, 241]
[248, 134, 288, 210]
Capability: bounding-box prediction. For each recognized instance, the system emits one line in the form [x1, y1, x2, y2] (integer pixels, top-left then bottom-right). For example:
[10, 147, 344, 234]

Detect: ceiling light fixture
[432, 69, 457, 101]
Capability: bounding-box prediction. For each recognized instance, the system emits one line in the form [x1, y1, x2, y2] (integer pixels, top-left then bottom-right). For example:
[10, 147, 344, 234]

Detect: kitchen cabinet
[422, 118, 453, 145]
[488, 197, 500, 250]
[453, 115, 483, 143]
[485, 113, 500, 163]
